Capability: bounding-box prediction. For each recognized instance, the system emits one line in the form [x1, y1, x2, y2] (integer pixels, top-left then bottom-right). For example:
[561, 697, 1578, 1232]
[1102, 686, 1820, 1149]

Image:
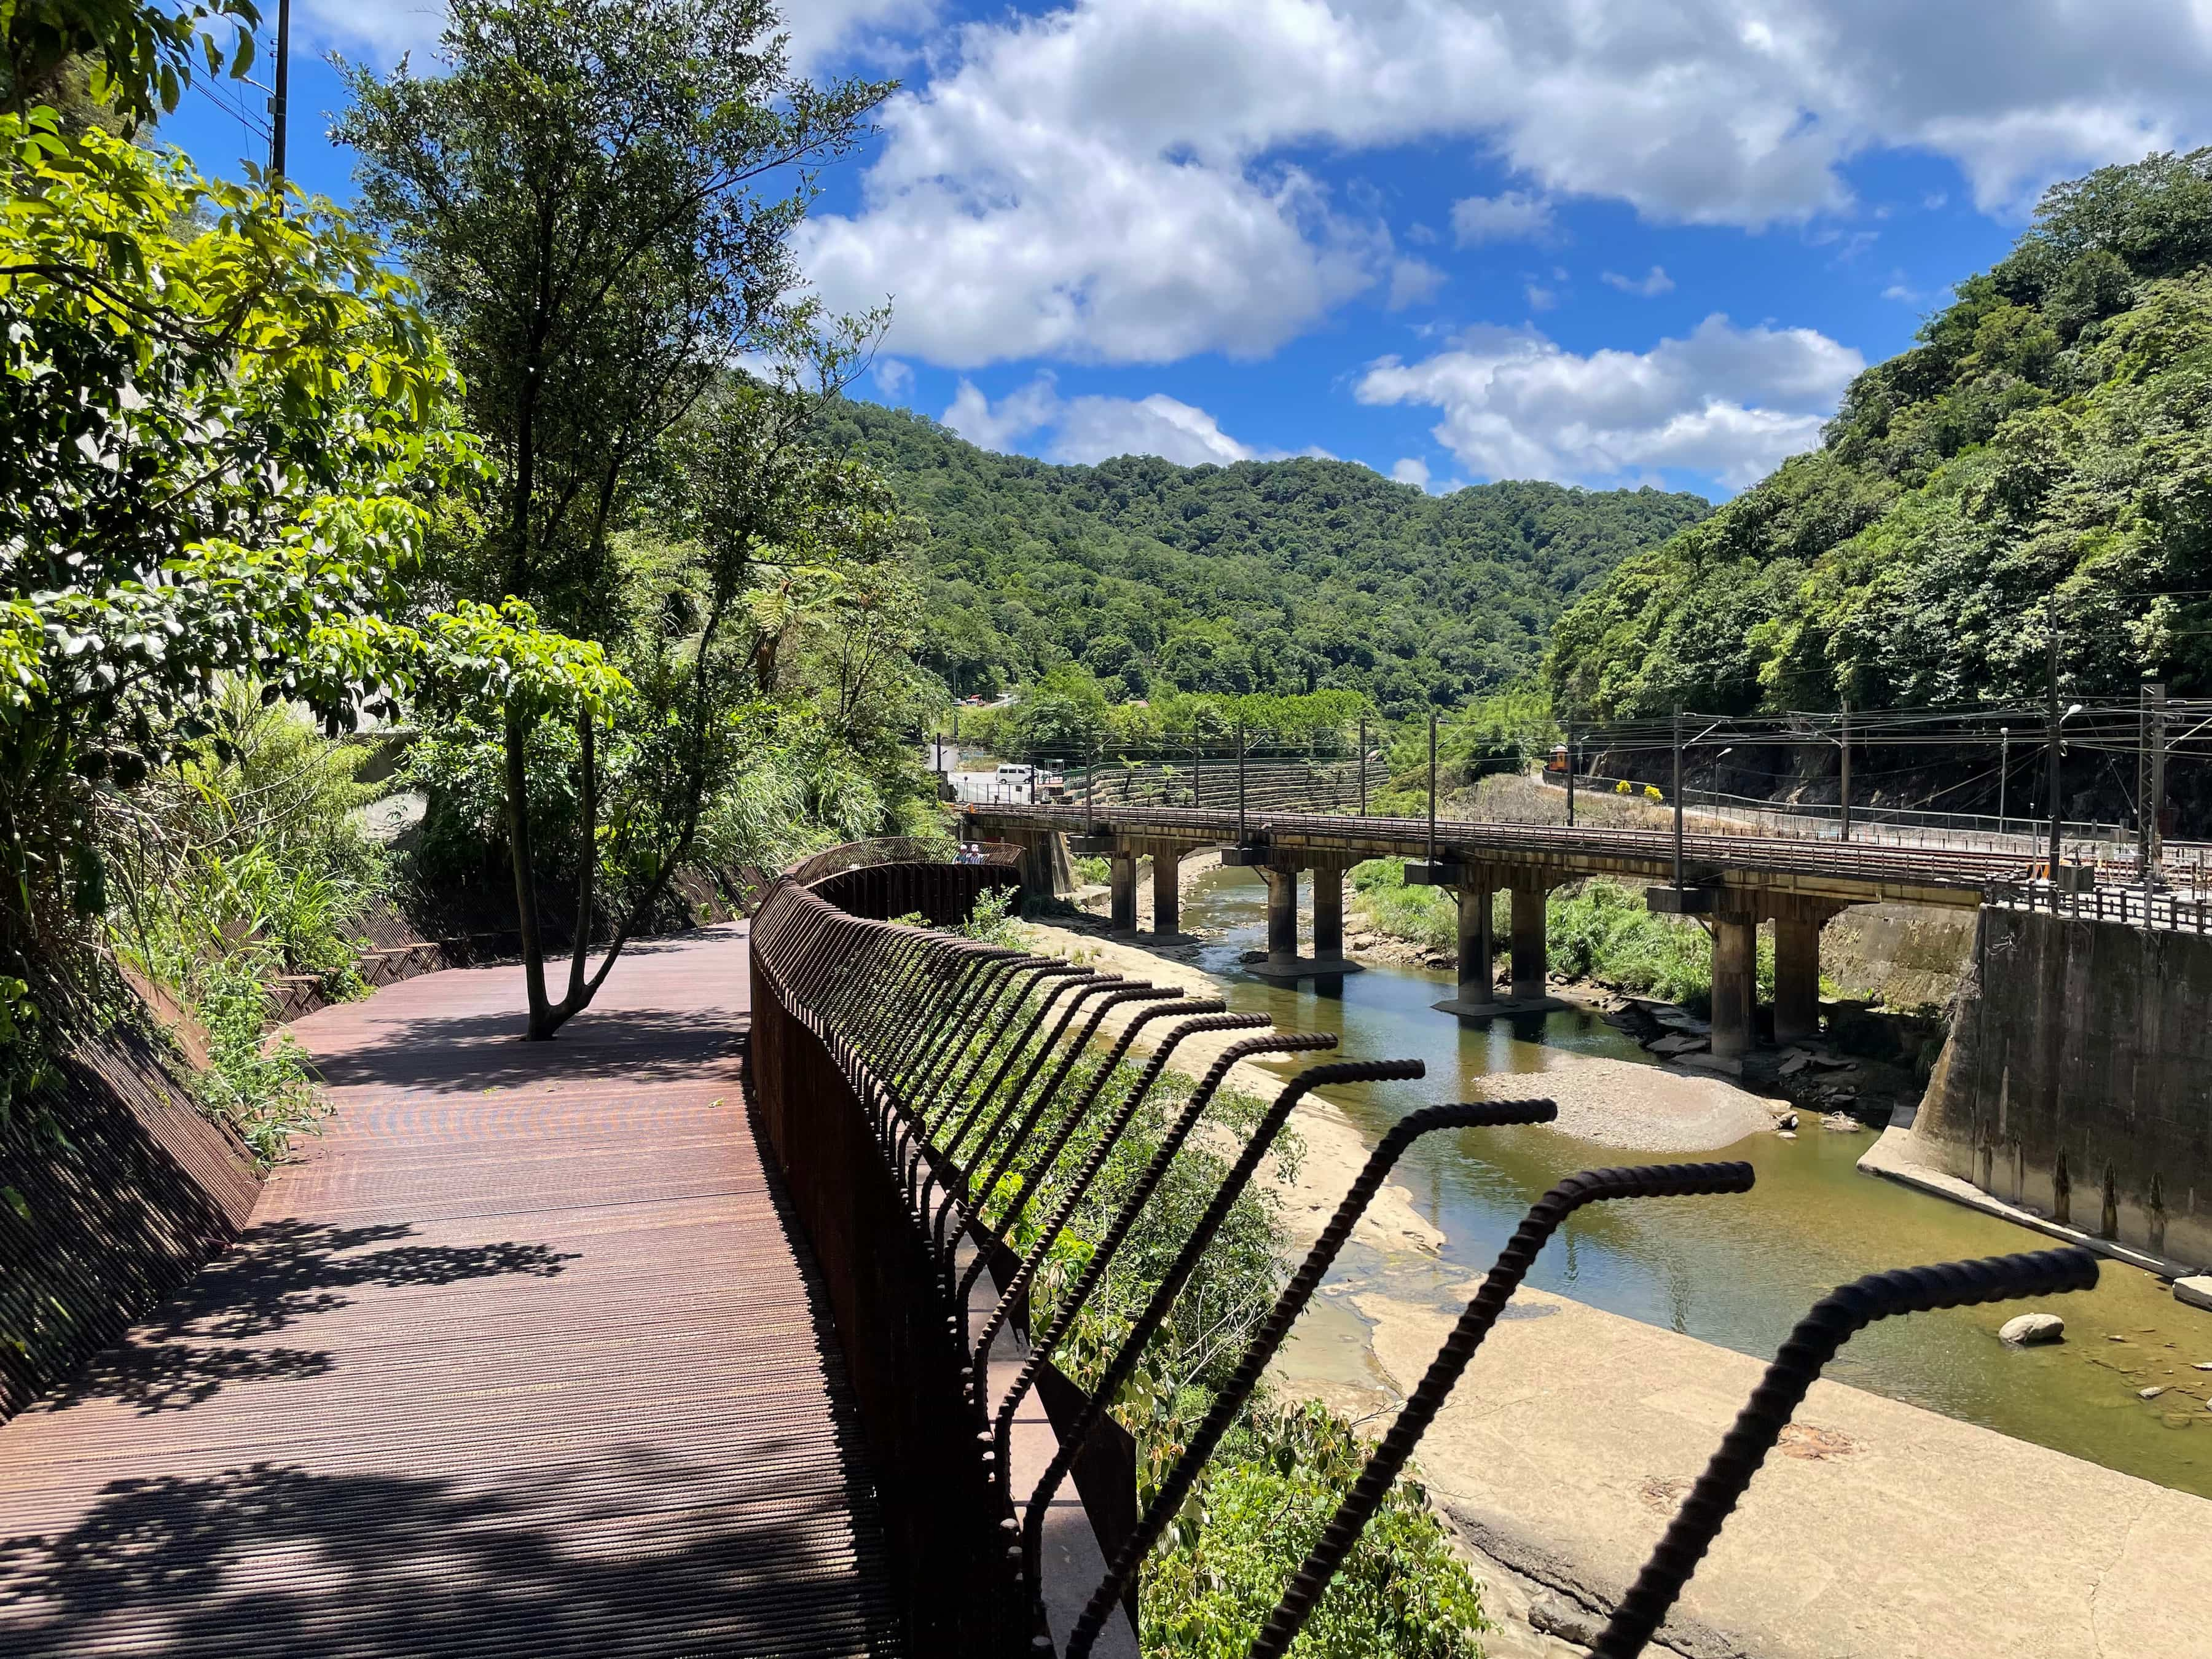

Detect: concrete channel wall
[1918, 906, 2212, 1268]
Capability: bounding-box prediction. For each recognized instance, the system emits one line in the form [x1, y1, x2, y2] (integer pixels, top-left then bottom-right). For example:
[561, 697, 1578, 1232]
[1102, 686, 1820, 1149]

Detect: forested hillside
[1548, 149, 2212, 721]
[825, 401, 1708, 716]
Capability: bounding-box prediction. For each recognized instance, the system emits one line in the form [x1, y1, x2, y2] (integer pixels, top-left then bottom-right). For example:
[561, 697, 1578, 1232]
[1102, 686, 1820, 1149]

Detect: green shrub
[1143, 1400, 1488, 1659]
[189, 953, 330, 1163]
[1544, 880, 1774, 1011]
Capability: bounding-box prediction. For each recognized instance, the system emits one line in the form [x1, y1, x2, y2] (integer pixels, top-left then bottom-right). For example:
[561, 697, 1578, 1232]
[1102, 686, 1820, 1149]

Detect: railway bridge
[962, 801, 2030, 1065]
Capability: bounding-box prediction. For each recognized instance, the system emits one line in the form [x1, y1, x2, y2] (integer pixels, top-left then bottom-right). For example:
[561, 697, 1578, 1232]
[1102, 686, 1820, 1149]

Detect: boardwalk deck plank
[0, 922, 900, 1658]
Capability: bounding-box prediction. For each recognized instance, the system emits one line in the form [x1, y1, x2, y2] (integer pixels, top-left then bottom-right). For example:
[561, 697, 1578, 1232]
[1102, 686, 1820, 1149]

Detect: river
[1169, 862, 2212, 1500]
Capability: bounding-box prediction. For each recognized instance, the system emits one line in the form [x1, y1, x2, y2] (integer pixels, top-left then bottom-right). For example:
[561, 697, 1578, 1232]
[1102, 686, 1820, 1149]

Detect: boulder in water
[1999, 1312, 2066, 1346]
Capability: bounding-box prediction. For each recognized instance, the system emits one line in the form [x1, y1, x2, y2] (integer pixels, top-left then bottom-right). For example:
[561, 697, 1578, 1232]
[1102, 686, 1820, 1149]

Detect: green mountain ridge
[1548, 148, 2212, 724]
[824, 399, 1710, 718]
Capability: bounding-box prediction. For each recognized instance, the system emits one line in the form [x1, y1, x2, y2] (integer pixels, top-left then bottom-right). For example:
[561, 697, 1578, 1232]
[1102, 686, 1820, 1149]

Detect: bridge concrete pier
[1313, 861, 1346, 962]
[1711, 912, 1759, 1068]
[1510, 886, 1551, 1004]
[1433, 880, 1496, 1016]
[1108, 850, 1139, 933]
[1247, 857, 1363, 982]
[1773, 914, 1824, 1046]
[1150, 847, 1183, 937]
[1707, 896, 1847, 1067]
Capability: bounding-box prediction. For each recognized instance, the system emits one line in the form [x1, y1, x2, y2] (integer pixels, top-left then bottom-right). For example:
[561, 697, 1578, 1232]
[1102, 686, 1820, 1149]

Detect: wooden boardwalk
[0, 924, 901, 1657]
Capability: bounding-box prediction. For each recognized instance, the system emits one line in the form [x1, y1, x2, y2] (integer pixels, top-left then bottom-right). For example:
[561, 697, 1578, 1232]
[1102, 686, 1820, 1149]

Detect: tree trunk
[563, 708, 597, 1012]
[504, 708, 556, 1040]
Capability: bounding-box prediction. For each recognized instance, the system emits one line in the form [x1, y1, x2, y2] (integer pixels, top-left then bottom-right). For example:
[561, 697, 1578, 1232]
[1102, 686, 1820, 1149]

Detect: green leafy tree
[336, 0, 891, 1038]
[0, 112, 474, 1056]
[826, 399, 1711, 720]
[1, 0, 258, 123]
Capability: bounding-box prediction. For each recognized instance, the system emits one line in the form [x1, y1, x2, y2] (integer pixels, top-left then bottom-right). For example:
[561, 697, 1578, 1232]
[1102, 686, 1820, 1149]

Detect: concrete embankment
[1022, 911, 2212, 1658]
[1914, 905, 2212, 1270]
[1354, 1282, 2212, 1659]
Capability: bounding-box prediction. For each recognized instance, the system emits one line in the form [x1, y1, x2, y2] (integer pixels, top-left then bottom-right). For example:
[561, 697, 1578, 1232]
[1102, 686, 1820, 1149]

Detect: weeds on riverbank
[1349, 861, 1457, 954]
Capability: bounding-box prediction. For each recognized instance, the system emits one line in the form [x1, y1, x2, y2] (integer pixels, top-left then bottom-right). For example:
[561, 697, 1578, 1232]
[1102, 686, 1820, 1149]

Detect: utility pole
[1192, 740, 1201, 810]
[1236, 724, 1247, 842]
[1565, 722, 1576, 827]
[1999, 727, 2010, 834]
[2138, 682, 2154, 882]
[2144, 681, 2168, 907]
[270, 0, 291, 186]
[1427, 710, 1438, 867]
[2047, 629, 2063, 879]
[1672, 708, 1684, 890]
[1838, 699, 1852, 843]
[1357, 718, 1367, 817]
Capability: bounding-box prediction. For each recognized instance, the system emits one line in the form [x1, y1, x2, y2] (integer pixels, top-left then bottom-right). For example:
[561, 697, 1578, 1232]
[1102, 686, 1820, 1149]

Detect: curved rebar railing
[1588, 1247, 2100, 1658]
[748, 857, 2111, 1659]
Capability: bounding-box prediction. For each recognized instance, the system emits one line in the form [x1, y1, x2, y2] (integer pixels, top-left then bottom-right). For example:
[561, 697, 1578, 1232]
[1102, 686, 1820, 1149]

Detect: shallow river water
[1173, 864, 2212, 1500]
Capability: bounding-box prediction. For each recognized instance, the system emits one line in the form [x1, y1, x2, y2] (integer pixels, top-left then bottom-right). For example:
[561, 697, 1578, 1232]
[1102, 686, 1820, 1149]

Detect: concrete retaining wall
[1918, 906, 2212, 1268]
[1821, 901, 1978, 1011]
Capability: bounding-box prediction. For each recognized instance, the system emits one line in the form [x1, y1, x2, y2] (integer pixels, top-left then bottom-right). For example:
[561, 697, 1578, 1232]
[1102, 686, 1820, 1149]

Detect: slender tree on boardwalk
[337, 0, 890, 1038]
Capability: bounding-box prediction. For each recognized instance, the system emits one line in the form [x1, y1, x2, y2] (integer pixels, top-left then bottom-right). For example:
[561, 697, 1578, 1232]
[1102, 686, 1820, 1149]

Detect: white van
[995, 762, 1035, 802]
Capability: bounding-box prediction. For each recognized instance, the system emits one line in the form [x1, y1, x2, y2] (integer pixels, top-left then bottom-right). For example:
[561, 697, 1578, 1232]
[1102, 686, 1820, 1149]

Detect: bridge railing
[746, 845, 2101, 1656]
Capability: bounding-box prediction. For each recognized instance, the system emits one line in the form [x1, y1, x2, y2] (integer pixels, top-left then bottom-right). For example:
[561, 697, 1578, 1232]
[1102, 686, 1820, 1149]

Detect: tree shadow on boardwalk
[39, 1220, 574, 1416]
[0, 1448, 900, 1658]
[310, 1008, 748, 1097]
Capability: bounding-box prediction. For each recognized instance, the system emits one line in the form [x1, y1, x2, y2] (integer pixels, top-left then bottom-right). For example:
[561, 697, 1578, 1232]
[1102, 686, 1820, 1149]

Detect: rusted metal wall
[0, 1027, 259, 1421]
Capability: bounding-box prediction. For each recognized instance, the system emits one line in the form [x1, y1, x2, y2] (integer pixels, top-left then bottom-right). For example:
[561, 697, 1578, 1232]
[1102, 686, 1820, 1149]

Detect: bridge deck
[0, 924, 900, 1658]
[967, 801, 2022, 905]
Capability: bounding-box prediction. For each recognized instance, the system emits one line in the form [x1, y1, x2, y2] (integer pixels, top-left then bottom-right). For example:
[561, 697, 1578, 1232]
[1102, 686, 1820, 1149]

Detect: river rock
[1528, 1597, 1603, 1645]
[2176, 1275, 2212, 1314]
[1822, 1112, 1864, 1132]
[2141, 1386, 2169, 1400]
[2000, 1312, 2066, 1346]
[1772, 1110, 1800, 1131]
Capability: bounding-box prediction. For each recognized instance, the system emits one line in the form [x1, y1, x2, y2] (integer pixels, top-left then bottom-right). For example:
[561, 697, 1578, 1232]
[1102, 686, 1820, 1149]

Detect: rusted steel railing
[748, 844, 2103, 1658]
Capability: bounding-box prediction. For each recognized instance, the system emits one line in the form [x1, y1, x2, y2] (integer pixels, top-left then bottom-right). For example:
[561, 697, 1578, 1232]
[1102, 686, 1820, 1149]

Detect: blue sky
[159, 0, 2211, 503]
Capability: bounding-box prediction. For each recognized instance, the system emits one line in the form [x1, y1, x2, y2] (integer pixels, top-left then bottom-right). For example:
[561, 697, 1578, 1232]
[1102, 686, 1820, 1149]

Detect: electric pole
[1998, 727, 2010, 834]
[1566, 722, 1576, 827]
[1838, 698, 1852, 843]
[2047, 628, 2063, 879]
[1426, 710, 1437, 866]
[270, 0, 291, 186]
[1671, 708, 1684, 890]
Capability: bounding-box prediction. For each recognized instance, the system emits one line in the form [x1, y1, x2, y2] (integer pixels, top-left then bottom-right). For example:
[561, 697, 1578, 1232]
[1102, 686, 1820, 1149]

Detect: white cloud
[872, 357, 916, 400]
[942, 376, 1266, 468]
[800, 0, 2212, 367]
[300, 0, 936, 73]
[1602, 265, 1676, 297]
[1451, 190, 1556, 246]
[1355, 314, 1865, 490]
[1054, 393, 1258, 466]
[1525, 283, 1558, 313]
[1387, 257, 1447, 310]
[300, 0, 444, 60]
[1390, 457, 1431, 490]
